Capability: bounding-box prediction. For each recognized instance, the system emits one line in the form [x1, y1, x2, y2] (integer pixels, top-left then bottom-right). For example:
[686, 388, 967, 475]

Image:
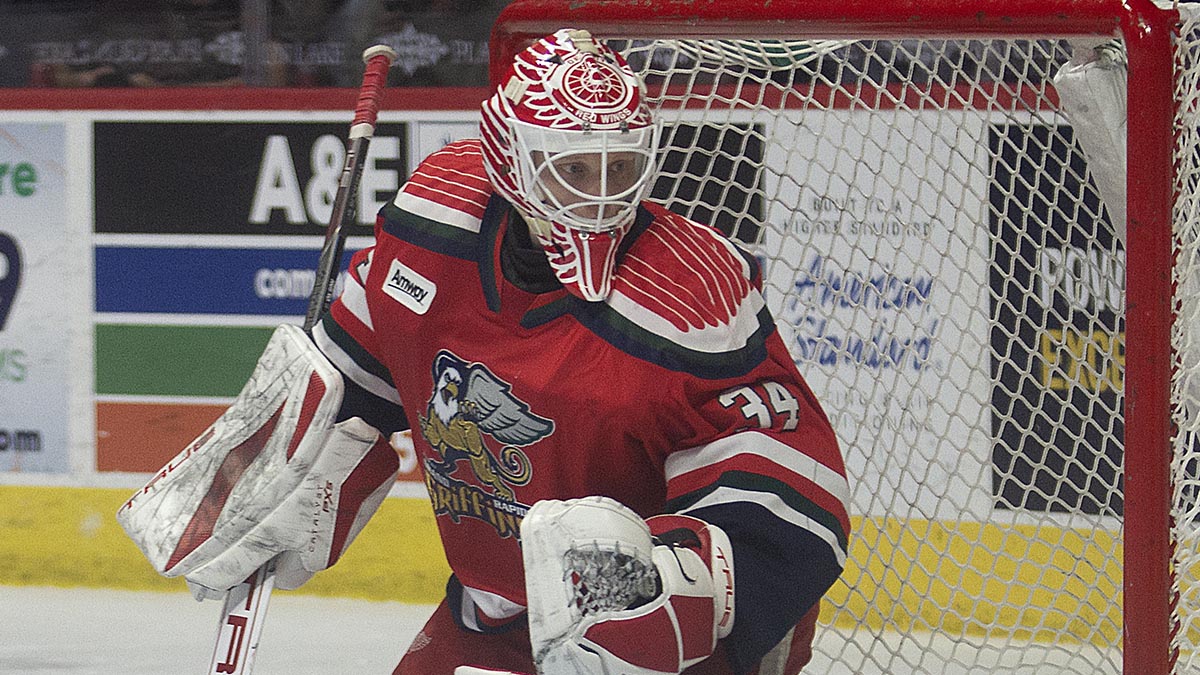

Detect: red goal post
[491, 1, 1185, 673]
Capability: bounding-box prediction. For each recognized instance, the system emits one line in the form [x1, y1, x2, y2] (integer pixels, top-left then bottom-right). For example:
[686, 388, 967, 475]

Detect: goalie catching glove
[116, 324, 400, 599]
[521, 496, 735, 675]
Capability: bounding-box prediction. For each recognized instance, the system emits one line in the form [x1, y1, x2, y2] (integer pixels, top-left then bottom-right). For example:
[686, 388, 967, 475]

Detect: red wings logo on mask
[510, 47, 648, 131]
[542, 54, 639, 127]
[494, 29, 653, 134]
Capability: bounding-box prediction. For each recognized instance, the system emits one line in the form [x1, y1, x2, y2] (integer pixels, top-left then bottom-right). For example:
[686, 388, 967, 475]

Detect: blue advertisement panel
[95, 245, 364, 316]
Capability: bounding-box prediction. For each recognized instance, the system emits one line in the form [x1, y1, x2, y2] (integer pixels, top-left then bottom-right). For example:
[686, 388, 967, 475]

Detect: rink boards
[0, 89, 1124, 646]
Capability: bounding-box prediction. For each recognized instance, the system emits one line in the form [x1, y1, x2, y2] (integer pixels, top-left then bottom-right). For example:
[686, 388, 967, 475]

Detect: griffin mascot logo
[419, 350, 553, 501]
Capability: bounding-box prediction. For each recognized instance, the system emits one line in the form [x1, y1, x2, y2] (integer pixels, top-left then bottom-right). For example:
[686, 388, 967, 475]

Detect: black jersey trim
[734, 242, 763, 287]
[566, 300, 776, 380]
[444, 574, 527, 635]
[665, 469, 849, 551]
[379, 200, 480, 261]
[477, 194, 510, 313]
[337, 374, 410, 435]
[519, 296, 571, 329]
[619, 204, 655, 257]
[319, 313, 396, 388]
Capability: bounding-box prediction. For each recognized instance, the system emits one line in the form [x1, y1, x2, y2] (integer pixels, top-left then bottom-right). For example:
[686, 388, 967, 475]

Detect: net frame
[491, 1, 1180, 673]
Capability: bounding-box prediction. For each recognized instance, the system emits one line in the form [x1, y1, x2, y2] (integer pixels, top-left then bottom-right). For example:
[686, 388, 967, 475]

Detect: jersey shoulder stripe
[667, 477, 849, 565]
[380, 139, 491, 260]
[398, 139, 491, 220]
[615, 203, 754, 332]
[336, 249, 374, 330]
[666, 431, 851, 515]
[534, 204, 774, 378]
[664, 431, 851, 546]
[521, 294, 777, 380]
[314, 313, 399, 404]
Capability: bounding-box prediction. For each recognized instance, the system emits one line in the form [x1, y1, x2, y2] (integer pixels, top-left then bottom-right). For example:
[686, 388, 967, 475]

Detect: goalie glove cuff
[646, 513, 736, 641]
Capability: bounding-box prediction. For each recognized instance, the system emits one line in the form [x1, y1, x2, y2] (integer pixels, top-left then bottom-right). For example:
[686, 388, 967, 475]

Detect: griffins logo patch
[418, 350, 554, 537]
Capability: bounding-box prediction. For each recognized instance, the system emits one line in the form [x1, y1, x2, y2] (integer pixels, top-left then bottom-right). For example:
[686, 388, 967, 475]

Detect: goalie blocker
[117, 324, 401, 598]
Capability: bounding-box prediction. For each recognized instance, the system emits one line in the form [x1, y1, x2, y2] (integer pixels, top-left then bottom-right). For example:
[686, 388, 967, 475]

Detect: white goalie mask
[481, 28, 660, 301]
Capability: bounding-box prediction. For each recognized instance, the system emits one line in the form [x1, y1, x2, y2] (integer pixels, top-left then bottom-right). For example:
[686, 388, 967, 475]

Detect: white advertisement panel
[0, 122, 70, 472]
[752, 109, 994, 521]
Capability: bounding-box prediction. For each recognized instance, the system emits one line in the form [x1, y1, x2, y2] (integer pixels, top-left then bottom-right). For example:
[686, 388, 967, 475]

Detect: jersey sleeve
[663, 305, 851, 672]
[314, 139, 490, 437]
[313, 245, 409, 435]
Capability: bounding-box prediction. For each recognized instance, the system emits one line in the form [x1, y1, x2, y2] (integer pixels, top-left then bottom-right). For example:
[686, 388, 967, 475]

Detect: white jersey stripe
[658, 223, 724, 305]
[393, 190, 484, 233]
[619, 262, 706, 327]
[690, 221, 751, 309]
[662, 220, 744, 317]
[312, 321, 402, 405]
[462, 584, 526, 620]
[406, 165, 492, 198]
[606, 286, 766, 354]
[634, 217, 749, 325]
[338, 262, 373, 331]
[640, 227, 719, 307]
[696, 227, 748, 318]
[679, 485, 848, 566]
[431, 144, 486, 159]
[665, 430, 852, 514]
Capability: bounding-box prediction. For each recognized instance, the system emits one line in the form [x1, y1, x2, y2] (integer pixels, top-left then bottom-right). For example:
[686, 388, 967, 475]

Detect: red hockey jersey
[317, 139, 851, 668]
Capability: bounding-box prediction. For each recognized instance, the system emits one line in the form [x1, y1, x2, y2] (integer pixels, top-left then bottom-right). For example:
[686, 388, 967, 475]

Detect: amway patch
[382, 259, 436, 315]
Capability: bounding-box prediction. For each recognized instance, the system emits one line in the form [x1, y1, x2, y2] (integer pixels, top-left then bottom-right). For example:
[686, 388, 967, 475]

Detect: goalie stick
[207, 44, 397, 675]
[304, 44, 398, 332]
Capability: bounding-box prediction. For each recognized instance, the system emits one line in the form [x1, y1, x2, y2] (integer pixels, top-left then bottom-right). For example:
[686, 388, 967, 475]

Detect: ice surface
[0, 585, 1120, 674]
[0, 585, 434, 674]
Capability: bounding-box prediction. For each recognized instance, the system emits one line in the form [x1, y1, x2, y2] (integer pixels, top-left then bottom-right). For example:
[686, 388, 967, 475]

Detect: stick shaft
[303, 46, 397, 331]
[208, 557, 277, 675]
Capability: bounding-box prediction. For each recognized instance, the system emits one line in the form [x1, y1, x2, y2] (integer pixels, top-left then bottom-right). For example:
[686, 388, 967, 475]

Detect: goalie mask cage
[493, 0, 1197, 673]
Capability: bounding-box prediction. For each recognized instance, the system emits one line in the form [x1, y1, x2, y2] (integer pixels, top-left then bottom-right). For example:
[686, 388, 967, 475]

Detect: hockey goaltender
[118, 28, 852, 675]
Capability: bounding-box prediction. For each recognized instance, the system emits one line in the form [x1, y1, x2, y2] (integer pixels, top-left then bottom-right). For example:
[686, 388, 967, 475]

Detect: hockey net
[493, 1, 1197, 673]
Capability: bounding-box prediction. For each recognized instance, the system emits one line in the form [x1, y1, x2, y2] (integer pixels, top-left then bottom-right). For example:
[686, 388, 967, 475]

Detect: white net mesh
[1173, 6, 1200, 673]
[613, 31, 1134, 675]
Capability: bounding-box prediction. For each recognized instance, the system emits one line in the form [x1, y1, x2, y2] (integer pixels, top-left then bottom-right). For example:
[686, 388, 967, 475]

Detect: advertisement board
[0, 93, 1126, 522]
[738, 110, 1121, 521]
[91, 115, 476, 485]
[0, 122, 71, 472]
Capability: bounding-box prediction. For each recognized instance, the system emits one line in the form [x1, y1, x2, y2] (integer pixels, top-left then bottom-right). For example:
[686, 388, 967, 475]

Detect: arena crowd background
[0, 0, 508, 88]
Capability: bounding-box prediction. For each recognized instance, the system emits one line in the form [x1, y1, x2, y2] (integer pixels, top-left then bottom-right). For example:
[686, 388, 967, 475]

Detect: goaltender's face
[530, 150, 647, 230]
